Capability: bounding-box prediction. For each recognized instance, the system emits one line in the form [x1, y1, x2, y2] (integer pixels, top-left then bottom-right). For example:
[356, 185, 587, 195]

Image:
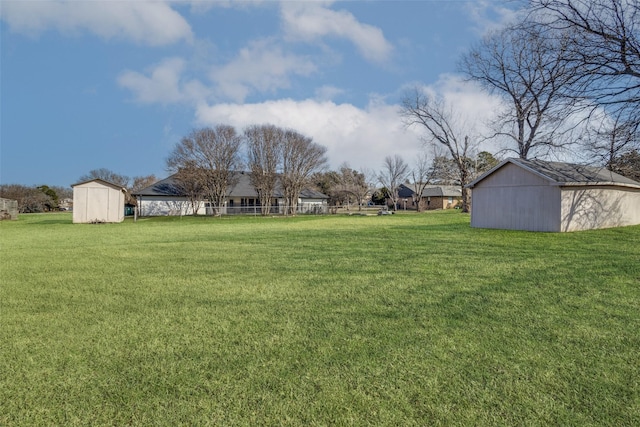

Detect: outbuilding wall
[561, 186, 640, 231]
[0, 198, 18, 220]
[73, 181, 125, 223]
[470, 163, 562, 232]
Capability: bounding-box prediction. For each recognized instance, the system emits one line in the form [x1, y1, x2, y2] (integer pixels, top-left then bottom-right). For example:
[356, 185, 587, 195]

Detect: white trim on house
[133, 172, 329, 216]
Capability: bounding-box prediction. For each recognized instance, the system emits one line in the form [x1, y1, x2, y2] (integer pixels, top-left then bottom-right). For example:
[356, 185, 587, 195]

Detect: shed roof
[467, 158, 640, 189]
[71, 178, 127, 192]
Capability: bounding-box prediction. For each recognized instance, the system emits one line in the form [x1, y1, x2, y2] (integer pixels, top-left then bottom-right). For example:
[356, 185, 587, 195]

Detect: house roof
[397, 184, 462, 198]
[71, 178, 127, 192]
[422, 185, 462, 198]
[397, 184, 416, 198]
[466, 158, 640, 189]
[133, 175, 183, 197]
[133, 171, 329, 199]
[298, 187, 330, 199]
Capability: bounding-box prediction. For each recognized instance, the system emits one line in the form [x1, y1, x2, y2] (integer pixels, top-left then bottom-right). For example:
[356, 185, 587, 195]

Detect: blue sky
[1, 0, 517, 188]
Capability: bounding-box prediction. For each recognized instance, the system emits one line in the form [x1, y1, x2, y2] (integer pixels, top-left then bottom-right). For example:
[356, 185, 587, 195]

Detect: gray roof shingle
[421, 185, 462, 198]
[515, 158, 640, 186]
[133, 172, 328, 199]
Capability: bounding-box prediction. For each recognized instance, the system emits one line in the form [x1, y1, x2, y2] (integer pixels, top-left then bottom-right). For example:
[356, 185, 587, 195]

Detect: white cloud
[181, 0, 267, 14]
[118, 38, 317, 105]
[280, 2, 393, 63]
[118, 58, 210, 105]
[409, 74, 506, 154]
[0, 0, 193, 46]
[190, 75, 505, 173]
[315, 85, 345, 102]
[464, 1, 523, 35]
[195, 97, 423, 171]
[430, 74, 503, 124]
[210, 38, 317, 103]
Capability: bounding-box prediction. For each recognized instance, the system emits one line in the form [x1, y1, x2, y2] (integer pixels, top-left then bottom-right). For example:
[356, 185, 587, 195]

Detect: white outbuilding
[466, 158, 640, 232]
[72, 179, 127, 223]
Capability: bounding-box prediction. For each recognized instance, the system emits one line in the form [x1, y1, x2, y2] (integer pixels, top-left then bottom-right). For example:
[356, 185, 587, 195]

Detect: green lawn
[1, 211, 639, 426]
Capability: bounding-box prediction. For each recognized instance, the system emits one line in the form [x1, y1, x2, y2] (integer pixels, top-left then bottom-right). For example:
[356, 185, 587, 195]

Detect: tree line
[0, 120, 498, 216]
[0, 184, 72, 213]
[0, 171, 157, 214]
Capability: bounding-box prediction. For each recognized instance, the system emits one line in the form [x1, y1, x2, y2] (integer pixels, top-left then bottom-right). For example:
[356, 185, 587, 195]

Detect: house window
[448, 197, 453, 204]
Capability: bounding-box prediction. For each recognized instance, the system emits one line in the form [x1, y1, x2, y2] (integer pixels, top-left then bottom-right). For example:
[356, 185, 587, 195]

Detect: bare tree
[529, 0, 640, 127]
[311, 170, 341, 211]
[325, 164, 370, 211]
[459, 24, 578, 159]
[582, 109, 639, 168]
[78, 168, 129, 187]
[0, 184, 53, 213]
[347, 167, 372, 211]
[378, 155, 409, 211]
[244, 124, 283, 215]
[609, 149, 640, 181]
[281, 129, 328, 215]
[50, 185, 73, 201]
[130, 175, 157, 195]
[429, 155, 460, 184]
[167, 125, 243, 215]
[408, 152, 436, 212]
[400, 89, 474, 212]
[172, 165, 205, 215]
[474, 151, 500, 177]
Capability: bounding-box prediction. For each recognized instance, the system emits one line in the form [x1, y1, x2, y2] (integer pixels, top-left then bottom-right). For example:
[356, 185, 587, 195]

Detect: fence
[217, 202, 328, 216]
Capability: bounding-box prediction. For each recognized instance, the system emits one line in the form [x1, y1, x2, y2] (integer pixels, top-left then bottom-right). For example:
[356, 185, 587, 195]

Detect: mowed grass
[1, 211, 639, 426]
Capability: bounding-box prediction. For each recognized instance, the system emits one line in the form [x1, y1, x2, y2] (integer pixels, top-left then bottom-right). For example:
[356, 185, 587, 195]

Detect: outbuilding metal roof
[467, 158, 640, 189]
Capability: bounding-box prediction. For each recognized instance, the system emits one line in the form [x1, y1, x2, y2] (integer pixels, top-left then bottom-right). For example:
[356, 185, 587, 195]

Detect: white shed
[466, 158, 640, 232]
[72, 179, 126, 223]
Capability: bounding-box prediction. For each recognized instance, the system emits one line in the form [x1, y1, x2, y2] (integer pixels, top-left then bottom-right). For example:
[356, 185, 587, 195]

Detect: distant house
[422, 186, 463, 210]
[133, 172, 329, 216]
[397, 184, 462, 210]
[466, 158, 640, 232]
[72, 179, 127, 223]
[58, 198, 73, 211]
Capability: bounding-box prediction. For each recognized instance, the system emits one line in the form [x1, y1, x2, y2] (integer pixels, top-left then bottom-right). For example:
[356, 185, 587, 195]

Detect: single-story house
[72, 179, 127, 223]
[397, 184, 462, 210]
[466, 157, 640, 232]
[133, 171, 329, 216]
